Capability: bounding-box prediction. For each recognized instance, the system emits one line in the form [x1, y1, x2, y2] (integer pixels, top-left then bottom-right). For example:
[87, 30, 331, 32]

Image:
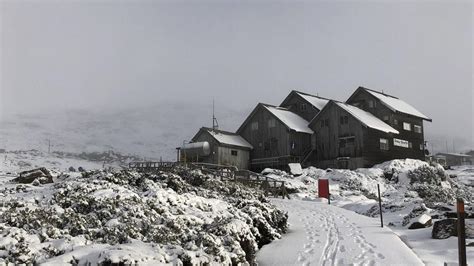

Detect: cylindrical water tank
[181, 141, 211, 158]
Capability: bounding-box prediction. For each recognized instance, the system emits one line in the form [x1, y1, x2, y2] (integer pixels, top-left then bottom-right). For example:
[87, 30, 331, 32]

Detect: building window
[231, 150, 238, 156]
[251, 121, 259, 130]
[301, 103, 307, 111]
[414, 125, 422, 133]
[383, 115, 389, 122]
[380, 138, 389, 150]
[393, 119, 398, 125]
[325, 119, 329, 127]
[340, 116, 348, 125]
[408, 142, 413, 148]
[368, 100, 375, 108]
[268, 118, 276, 128]
[420, 144, 424, 150]
[403, 122, 411, 131]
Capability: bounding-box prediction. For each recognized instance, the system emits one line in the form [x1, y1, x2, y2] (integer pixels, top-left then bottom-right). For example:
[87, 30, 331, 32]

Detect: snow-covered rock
[408, 214, 433, 229]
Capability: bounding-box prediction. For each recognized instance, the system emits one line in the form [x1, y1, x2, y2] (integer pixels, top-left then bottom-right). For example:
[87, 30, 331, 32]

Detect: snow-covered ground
[0, 168, 287, 265]
[257, 198, 424, 265]
[1, 151, 473, 265]
[263, 160, 474, 265]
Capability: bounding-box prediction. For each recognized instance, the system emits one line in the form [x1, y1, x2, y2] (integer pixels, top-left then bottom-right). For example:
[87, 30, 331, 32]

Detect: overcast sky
[1, 1, 472, 149]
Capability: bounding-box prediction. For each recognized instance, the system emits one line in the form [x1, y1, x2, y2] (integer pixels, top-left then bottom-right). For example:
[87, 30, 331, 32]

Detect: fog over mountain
[1, 1, 472, 158]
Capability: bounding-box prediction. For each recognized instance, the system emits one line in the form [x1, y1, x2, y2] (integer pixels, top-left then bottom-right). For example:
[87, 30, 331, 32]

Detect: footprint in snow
[297, 255, 306, 262]
[339, 245, 346, 253]
[304, 248, 315, 254]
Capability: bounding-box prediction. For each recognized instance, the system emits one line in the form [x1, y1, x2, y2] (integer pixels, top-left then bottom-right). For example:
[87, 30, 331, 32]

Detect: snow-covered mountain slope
[0, 168, 287, 265]
[0, 103, 249, 161]
[257, 199, 424, 265]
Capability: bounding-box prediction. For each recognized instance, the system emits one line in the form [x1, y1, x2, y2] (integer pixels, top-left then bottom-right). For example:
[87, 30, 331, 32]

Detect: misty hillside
[0, 102, 249, 161]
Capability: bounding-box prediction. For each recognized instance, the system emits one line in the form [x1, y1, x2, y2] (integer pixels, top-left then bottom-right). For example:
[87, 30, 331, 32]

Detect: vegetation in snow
[0, 168, 288, 265]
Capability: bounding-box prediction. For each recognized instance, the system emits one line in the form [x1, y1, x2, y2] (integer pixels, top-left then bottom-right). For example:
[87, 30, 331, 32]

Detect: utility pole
[212, 99, 219, 131]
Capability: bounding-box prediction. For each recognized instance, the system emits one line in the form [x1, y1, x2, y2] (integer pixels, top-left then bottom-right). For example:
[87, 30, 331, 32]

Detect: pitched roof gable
[280, 90, 330, 111]
[263, 105, 314, 134]
[194, 127, 253, 149]
[237, 103, 313, 134]
[335, 102, 399, 134]
[310, 100, 399, 134]
[349, 87, 432, 121]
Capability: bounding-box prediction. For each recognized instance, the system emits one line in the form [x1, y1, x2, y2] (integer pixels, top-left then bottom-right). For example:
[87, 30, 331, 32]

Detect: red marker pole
[457, 198, 467, 266]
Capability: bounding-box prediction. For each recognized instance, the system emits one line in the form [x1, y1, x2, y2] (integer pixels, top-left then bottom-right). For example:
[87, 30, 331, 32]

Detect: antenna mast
[212, 99, 219, 131]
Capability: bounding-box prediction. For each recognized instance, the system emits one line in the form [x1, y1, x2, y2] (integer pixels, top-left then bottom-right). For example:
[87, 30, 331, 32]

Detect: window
[393, 119, 398, 125]
[403, 122, 411, 131]
[408, 142, 413, 148]
[325, 119, 329, 127]
[231, 150, 238, 156]
[380, 138, 389, 150]
[414, 125, 422, 133]
[339, 136, 355, 148]
[301, 103, 307, 111]
[368, 100, 375, 108]
[268, 118, 276, 128]
[383, 115, 389, 121]
[251, 121, 259, 131]
[340, 116, 349, 125]
[420, 144, 424, 151]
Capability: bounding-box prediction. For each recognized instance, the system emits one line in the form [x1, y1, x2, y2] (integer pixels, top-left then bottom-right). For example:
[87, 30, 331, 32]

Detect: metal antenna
[212, 99, 219, 131]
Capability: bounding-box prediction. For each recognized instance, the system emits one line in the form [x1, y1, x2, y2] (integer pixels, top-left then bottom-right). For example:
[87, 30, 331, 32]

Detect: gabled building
[180, 127, 253, 170]
[237, 103, 313, 171]
[280, 90, 330, 121]
[346, 86, 431, 158]
[309, 100, 400, 169]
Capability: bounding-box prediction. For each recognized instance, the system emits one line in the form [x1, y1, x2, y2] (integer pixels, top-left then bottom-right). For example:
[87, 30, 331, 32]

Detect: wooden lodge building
[180, 87, 432, 171]
[179, 127, 253, 170]
[236, 103, 314, 171]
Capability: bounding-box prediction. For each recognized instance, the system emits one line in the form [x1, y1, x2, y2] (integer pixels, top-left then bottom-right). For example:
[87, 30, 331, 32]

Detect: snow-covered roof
[296, 92, 329, 110]
[335, 102, 399, 134]
[364, 89, 430, 120]
[206, 129, 253, 149]
[264, 105, 314, 134]
[436, 152, 472, 158]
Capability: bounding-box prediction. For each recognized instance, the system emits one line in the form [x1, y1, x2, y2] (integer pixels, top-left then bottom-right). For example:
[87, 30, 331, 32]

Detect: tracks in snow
[281, 200, 385, 266]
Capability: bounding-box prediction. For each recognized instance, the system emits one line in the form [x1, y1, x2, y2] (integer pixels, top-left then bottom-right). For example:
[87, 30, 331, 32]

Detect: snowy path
[256, 199, 424, 266]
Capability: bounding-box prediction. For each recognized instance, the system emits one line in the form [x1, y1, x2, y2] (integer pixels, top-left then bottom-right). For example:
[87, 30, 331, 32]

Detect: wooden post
[457, 198, 467, 266]
[377, 184, 383, 228]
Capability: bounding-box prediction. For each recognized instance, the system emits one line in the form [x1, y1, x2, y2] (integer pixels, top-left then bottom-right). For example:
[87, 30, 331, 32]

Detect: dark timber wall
[347, 89, 425, 161]
[280, 93, 321, 121]
[238, 105, 312, 170]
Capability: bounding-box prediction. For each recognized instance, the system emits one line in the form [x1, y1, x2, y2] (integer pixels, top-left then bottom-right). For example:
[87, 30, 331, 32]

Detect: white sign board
[393, 138, 409, 148]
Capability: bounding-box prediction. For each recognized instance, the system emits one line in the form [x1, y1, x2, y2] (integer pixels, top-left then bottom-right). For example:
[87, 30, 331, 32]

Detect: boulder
[15, 167, 53, 184]
[408, 214, 433, 229]
[432, 219, 457, 239]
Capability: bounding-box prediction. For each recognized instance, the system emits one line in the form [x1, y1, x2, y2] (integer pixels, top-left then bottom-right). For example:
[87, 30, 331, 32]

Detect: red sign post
[318, 179, 330, 204]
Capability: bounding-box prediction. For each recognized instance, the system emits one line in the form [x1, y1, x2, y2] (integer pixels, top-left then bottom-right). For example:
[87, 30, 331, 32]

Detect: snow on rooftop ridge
[296, 92, 329, 110]
[207, 129, 253, 149]
[335, 102, 399, 134]
[364, 89, 430, 120]
[264, 105, 314, 134]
